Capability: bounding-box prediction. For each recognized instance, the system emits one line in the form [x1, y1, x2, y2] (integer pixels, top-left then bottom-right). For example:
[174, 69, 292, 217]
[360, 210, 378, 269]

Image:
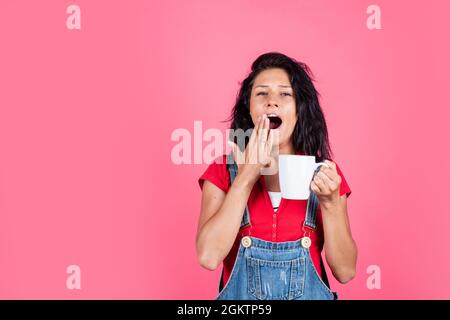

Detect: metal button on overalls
[300, 236, 312, 249]
[241, 236, 252, 248]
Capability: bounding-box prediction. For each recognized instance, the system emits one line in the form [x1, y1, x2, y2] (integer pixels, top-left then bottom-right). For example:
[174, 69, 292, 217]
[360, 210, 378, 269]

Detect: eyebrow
[255, 85, 292, 88]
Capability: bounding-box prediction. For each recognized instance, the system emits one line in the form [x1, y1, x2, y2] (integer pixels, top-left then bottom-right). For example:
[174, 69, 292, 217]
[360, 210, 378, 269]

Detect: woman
[196, 52, 357, 300]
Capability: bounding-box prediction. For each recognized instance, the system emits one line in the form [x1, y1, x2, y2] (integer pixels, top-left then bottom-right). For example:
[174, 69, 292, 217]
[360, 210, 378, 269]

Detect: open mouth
[267, 115, 282, 129]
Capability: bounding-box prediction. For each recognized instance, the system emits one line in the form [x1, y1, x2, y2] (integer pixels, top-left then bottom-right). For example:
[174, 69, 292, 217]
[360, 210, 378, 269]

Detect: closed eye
[257, 92, 292, 96]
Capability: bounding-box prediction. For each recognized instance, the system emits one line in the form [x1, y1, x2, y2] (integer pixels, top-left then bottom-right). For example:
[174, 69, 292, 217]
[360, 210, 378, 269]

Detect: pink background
[0, 0, 449, 299]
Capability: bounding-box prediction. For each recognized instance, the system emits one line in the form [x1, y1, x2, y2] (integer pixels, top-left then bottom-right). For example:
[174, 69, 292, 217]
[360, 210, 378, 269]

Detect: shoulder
[198, 154, 231, 193]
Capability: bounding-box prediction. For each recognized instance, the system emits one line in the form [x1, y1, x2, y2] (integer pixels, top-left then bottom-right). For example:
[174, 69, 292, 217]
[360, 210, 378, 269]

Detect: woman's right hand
[227, 114, 275, 184]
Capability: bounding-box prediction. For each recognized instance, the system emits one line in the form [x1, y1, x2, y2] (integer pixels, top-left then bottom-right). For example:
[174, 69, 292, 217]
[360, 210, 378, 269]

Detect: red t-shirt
[198, 154, 352, 288]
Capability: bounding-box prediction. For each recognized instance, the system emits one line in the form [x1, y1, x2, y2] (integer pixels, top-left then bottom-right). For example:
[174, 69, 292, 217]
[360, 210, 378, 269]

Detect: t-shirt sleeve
[198, 155, 230, 193]
[335, 161, 352, 198]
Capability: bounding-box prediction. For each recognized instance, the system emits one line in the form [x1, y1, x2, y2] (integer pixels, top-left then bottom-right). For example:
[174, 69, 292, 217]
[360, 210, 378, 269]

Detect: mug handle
[313, 162, 330, 174]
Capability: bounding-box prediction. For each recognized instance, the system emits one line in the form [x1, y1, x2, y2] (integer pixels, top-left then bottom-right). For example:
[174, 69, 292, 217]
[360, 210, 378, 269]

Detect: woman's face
[249, 68, 297, 149]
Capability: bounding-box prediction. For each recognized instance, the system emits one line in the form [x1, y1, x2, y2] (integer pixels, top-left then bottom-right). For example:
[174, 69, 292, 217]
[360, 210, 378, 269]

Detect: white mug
[278, 155, 330, 200]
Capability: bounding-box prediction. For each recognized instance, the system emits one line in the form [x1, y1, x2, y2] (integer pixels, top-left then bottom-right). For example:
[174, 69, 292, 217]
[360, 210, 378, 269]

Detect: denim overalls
[215, 155, 337, 300]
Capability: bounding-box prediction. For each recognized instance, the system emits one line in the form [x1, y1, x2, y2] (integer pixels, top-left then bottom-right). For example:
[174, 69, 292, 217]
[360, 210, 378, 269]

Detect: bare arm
[196, 171, 257, 270]
[311, 160, 357, 284]
[321, 194, 357, 284]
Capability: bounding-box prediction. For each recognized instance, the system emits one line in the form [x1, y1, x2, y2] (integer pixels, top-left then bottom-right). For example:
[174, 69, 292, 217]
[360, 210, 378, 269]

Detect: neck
[277, 141, 295, 155]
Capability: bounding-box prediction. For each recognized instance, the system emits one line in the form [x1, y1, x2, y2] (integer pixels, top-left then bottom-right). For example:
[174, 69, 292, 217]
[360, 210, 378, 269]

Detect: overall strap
[219, 153, 252, 293]
[226, 153, 251, 229]
[304, 191, 320, 230]
[304, 166, 323, 230]
[304, 167, 332, 291]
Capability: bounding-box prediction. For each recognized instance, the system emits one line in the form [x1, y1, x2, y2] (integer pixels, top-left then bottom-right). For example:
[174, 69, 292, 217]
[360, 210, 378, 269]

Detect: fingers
[313, 171, 332, 192]
[311, 180, 322, 194]
[312, 166, 341, 194]
[267, 129, 274, 153]
[260, 134, 274, 168]
[258, 115, 269, 165]
[316, 166, 332, 179]
[231, 114, 274, 167]
[247, 115, 262, 151]
[317, 161, 341, 184]
[258, 114, 269, 146]
[312, 161, 343, 197]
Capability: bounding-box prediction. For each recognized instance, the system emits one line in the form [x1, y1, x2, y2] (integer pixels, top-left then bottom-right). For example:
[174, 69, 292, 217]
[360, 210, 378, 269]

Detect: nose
[267, 93, 279, 108]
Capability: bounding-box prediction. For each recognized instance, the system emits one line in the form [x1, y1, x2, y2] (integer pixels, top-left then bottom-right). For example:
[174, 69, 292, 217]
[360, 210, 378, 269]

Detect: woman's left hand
[310, 160, 341, 207]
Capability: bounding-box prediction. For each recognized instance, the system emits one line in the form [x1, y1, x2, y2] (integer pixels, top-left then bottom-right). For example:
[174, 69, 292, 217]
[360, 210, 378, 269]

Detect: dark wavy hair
[225, 52, 333, 162]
